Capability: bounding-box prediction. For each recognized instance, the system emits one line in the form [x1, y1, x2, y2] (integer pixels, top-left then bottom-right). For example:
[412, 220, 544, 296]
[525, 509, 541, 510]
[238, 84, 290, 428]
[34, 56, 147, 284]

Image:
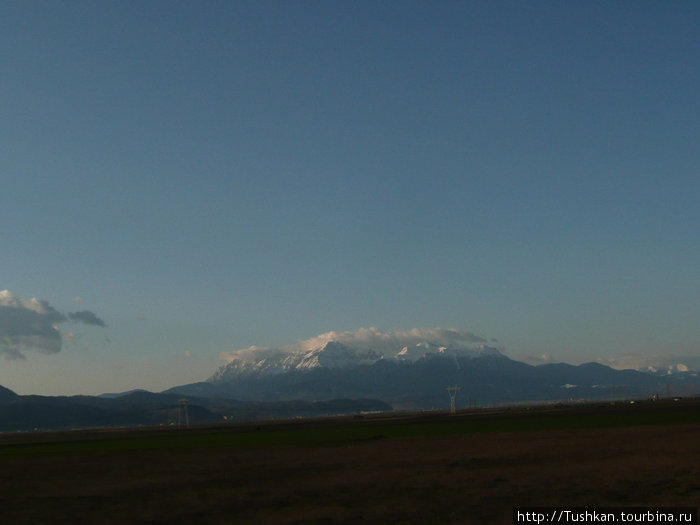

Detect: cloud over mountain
[0, 290, 106, 360]
[597, 354, 700, 373]
[220, 327, 492, 363]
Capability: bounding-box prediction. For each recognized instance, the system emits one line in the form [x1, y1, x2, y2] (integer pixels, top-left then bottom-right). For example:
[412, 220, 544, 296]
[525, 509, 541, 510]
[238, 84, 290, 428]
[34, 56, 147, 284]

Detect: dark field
[1, 400, 698, 524]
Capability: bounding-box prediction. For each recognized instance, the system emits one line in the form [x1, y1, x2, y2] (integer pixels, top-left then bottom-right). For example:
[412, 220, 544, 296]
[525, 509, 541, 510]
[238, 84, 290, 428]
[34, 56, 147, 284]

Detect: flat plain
[1, 399, 698, 524]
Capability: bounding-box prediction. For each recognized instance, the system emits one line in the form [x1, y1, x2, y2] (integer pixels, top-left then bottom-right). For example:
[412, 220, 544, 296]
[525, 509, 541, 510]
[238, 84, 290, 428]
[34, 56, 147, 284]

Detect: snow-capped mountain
[209, 338, 502, 382]
[164, 328, 700, 410]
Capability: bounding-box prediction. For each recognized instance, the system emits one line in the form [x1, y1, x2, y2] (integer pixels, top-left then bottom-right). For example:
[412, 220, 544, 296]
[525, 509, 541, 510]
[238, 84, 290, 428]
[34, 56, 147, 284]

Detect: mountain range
[0, 386, 390, 432]
[167, 340, 700, 410]
[2, 338, 698, 432]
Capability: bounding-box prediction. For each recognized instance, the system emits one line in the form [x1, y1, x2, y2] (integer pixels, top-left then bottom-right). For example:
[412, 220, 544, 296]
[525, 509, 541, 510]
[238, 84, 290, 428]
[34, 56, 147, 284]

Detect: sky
[2, 1, 698, 395]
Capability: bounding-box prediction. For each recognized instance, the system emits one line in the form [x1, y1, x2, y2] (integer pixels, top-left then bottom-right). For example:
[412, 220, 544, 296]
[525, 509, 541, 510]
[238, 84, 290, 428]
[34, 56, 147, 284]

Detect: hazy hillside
[0, 390, 390, 432]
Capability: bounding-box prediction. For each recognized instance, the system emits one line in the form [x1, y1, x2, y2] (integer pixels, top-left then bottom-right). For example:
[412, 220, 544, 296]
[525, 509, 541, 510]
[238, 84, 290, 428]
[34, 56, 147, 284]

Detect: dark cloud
[0, 304, 64, 359]
[68, 310, 107, 327]
[0, 290, 105, 360]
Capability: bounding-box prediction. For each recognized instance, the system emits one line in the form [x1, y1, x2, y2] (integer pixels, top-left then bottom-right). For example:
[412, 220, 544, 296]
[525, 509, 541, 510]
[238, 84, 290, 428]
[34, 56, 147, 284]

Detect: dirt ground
[1, 421, 698, 524]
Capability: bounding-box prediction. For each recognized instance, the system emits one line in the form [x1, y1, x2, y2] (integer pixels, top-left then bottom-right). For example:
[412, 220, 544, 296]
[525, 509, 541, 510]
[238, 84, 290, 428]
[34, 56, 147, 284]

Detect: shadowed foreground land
[1, 401, 698, 524]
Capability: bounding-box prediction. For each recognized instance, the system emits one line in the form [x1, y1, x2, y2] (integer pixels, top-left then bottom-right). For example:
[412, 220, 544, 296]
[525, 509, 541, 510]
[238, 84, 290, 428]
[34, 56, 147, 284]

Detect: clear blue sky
[2, 1, 698, 395]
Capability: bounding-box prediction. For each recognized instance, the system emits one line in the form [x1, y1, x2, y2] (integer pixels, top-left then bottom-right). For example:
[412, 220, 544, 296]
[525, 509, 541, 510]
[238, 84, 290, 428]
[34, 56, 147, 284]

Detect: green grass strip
[1, 403, 697, 459]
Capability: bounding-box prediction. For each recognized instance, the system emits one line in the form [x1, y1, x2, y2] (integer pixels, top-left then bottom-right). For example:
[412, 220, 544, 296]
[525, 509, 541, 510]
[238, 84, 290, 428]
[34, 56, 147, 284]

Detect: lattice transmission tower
[178, 398, 190, 428]
[446, 386, 461, 415]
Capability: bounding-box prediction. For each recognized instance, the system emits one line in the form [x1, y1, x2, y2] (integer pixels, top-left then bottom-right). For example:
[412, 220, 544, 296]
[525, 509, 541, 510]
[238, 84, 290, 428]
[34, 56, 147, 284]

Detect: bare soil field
[1, 401, 698, 524]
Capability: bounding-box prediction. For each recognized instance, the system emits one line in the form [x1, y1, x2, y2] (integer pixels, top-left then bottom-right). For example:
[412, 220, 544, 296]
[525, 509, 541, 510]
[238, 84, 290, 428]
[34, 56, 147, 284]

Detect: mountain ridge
[0, 389, 390, 432]
[3, 335, 699, 431]
[168, 345, 700, 410]
[210, 340, 504, 382]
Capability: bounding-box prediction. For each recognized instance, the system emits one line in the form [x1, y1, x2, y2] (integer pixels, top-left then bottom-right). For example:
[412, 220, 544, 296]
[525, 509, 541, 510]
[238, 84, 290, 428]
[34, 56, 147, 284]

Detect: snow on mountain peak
[210, 327, 503, 382]
[295, 341, 382, 370]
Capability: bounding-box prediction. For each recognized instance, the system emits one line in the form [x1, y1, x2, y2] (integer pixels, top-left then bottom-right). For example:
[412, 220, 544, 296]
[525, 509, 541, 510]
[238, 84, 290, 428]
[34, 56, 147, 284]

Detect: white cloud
[522, 354, 558, 365]
[220, 327, 492, 363]
[0, 289, 64, 318]
[221, 345, 294, 363]
[596, 354, 700, 372]
[0, 290, 106, 360]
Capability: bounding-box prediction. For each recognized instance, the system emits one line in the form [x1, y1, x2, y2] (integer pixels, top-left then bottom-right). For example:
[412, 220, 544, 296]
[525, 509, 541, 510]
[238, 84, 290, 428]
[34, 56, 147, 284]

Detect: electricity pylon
[446, 386, 461, 415]
[178, 398, 190, 428]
